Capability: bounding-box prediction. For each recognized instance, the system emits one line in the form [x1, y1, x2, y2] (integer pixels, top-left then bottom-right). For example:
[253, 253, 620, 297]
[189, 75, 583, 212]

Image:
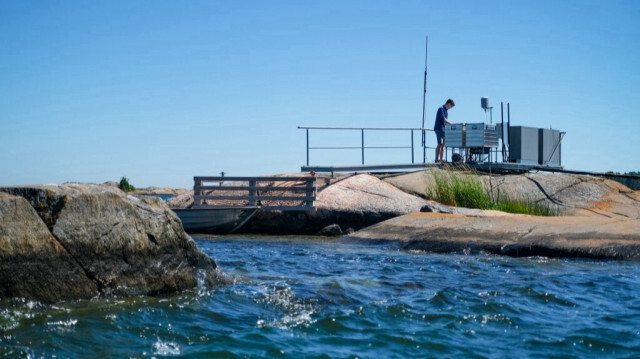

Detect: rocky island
[170, 170, 639, 260]
[2, 169, 639, 302]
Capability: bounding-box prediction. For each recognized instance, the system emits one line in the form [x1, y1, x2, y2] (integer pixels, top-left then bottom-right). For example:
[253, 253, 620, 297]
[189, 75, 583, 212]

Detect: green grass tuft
[427, 168, 558, 216]
[491, 198, 556, 216]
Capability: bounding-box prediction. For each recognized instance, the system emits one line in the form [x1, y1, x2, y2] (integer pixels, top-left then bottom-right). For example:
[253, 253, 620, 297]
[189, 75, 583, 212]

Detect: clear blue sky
[2, 1, 639, 188]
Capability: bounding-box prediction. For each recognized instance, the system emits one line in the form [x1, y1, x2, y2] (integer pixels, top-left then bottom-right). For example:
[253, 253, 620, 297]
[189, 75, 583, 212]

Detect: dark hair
[446, 99, 455, 107]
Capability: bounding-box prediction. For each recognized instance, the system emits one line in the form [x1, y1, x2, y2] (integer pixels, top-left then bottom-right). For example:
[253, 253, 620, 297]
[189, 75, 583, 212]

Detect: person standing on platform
[433, 98, 455, 163]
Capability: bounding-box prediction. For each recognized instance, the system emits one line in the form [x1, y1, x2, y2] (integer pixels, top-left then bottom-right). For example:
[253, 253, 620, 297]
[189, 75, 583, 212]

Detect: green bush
[427, 168, 557, 216]
[119, 176, 136, 193]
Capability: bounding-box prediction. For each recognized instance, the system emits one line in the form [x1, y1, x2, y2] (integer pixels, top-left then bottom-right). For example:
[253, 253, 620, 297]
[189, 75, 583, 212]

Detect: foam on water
[46, 319, 77, 327]
[254, 282, 317, 329]
[152, 338, 181, 356]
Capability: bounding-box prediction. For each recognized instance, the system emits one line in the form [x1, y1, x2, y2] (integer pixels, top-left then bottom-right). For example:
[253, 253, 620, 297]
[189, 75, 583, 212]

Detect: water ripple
[1, 236, 639, 357]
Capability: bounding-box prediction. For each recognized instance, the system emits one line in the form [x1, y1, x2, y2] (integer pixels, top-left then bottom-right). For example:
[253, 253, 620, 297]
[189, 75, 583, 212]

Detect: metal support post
[361, 129, 365, 164]
[422, 130, 427, 163]
[306, 128, 309, 166]
[411, 130, 415, 163]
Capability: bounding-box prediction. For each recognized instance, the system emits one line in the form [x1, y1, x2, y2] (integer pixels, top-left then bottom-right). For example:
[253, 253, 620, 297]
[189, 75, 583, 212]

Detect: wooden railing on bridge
[193, 176, 317, 211]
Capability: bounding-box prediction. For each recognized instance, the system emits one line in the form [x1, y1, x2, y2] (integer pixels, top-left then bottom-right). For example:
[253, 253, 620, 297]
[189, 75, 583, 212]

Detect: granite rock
[0, 184, 225, 302]
[0, 193, 97, 301]
[346, 170, 640, 260]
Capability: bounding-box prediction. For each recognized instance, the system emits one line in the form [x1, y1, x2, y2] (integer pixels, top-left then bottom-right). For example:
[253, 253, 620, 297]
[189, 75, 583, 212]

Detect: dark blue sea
[2, 236, 639, 358]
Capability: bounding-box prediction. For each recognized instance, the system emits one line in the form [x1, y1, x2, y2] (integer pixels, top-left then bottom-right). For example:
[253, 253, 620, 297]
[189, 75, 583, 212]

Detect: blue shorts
[435, 130, 444, 145]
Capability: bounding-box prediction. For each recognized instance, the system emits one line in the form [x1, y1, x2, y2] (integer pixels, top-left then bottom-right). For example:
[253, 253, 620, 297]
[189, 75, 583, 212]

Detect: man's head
[445, 98, 455, 110]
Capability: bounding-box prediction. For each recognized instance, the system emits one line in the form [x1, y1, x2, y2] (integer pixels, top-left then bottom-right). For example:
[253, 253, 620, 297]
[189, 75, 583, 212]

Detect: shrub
[119, 176, 136, 193]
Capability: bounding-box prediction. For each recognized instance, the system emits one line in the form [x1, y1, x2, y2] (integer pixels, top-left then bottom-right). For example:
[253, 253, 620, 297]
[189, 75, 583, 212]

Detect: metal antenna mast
[421, 36, 428, 163]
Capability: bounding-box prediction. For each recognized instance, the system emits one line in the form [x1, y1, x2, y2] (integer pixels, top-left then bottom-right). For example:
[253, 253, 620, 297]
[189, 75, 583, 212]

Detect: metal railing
[298, 126, 433, 166]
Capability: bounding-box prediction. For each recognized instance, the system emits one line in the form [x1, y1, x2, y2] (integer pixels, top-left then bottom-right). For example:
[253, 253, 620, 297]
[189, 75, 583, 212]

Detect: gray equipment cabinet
[444, 123, 498, 163]
[509, 126, 540, 165]
[465, 123, 499, 148]
[538, 128, 562, 166]
[444, 124, 464, 147]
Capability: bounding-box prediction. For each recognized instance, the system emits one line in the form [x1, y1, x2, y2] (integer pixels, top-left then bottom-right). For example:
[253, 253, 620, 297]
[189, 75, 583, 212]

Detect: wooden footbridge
[192, 175, 317, 211]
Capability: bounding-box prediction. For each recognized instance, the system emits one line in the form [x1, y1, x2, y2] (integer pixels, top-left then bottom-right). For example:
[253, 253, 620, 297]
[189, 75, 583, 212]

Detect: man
[433, 98, 455, 163]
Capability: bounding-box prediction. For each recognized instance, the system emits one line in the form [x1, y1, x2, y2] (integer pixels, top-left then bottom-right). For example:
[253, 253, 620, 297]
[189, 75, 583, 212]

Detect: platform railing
[193, 176, 317, 211]
[298, 126, 434, 166]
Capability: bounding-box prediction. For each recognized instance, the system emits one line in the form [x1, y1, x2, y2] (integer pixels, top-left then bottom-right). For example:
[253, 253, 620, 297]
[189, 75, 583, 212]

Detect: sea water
[1, 236, 639, 358]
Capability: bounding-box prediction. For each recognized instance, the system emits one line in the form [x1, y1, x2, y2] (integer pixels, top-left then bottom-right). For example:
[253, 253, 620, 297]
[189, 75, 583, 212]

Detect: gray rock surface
[0, 184, 224, 302]
[166, 190, 194, 209]
[130, 187, 188, 196]
[0, 193, 97, 301]
[345, 210, 640, 260]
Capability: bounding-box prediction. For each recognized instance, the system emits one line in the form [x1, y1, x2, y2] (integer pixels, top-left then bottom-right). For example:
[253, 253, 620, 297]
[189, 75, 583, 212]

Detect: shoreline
[1, 169, 638, 302]
[169, 170, 640, 260]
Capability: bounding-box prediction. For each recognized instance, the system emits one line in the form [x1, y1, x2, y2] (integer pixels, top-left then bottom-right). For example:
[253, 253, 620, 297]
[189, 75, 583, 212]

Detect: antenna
[421, 36, 428, 162]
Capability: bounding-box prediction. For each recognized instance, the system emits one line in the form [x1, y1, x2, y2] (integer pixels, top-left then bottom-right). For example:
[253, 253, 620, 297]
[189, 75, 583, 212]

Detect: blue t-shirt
[433, 105, 448, 131]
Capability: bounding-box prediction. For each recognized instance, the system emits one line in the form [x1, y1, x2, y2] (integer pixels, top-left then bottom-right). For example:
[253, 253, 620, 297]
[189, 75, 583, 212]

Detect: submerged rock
[316, 224, 343, 236]
[0, 184, 225, 302]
